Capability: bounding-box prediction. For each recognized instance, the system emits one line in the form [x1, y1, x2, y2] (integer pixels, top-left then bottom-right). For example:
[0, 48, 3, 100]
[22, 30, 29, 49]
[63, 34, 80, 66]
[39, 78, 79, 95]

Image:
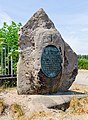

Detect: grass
[66, 96, 88, 114]
[10, 103, 25, 120]
[59, 96, 88, 120]
[0, 99, 5, 115]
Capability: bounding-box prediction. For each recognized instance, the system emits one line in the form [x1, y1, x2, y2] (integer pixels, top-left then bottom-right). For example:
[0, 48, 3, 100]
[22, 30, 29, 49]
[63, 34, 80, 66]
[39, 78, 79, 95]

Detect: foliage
[0, 21, 22, 74]
[0, 21, 22, 49]
[78, 55, 88, 70]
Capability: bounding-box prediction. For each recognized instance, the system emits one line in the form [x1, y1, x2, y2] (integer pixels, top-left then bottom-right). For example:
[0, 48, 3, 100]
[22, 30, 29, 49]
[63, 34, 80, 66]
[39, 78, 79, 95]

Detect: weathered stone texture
[17, 8, 78, 94]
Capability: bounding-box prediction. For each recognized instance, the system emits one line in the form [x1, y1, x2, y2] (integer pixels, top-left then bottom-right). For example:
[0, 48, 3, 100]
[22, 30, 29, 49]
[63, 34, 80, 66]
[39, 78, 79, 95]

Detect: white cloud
[0, 10, 12, 28]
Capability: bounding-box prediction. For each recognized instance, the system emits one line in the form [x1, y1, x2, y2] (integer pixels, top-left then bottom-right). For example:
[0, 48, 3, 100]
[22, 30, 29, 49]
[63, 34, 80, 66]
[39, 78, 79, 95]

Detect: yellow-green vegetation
[10, 103, 25, 120]
[66, 96, 88, 114]
[0, 99, 5, 115]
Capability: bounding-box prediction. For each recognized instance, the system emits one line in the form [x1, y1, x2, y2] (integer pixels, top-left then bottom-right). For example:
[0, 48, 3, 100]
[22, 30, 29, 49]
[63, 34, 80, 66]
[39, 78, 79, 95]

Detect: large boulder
[17, 8, 78, 94]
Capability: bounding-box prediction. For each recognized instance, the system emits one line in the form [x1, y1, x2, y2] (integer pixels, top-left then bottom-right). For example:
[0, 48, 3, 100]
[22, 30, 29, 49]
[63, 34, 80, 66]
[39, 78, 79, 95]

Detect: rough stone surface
[17, 8, 78, 94]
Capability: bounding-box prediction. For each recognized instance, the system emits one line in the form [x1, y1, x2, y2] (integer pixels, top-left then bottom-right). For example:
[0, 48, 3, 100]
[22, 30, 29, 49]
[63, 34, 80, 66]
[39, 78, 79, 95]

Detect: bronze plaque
[41, 45, 62, 78]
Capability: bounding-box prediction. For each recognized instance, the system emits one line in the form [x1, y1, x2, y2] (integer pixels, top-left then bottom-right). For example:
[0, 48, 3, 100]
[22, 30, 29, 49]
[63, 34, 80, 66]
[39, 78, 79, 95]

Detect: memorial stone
[17, 8, 78, 94]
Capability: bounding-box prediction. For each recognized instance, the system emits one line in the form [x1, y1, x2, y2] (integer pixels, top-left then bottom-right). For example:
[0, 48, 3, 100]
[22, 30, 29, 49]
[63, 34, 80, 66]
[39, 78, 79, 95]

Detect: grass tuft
[66, 96, 88, 114]
[10, 103, 25, 120]
[0, 99, 5, 115]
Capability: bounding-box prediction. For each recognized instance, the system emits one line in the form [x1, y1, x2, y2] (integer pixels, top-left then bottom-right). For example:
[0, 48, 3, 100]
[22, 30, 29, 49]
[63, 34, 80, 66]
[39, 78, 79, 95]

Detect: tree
[0, 21, 22, 75]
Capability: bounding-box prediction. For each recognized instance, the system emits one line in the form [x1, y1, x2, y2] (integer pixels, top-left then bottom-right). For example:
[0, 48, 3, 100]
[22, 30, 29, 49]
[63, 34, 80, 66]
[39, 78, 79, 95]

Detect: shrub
[78, 58, 88, 70]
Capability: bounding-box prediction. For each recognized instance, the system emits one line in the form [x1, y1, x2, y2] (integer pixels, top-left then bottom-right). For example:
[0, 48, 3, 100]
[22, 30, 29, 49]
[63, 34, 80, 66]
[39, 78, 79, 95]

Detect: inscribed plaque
[41, 45, 62, 77]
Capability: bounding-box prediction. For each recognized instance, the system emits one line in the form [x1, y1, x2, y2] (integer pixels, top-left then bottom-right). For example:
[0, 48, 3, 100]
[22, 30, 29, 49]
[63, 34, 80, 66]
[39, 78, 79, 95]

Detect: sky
[0, 0, 88, 55]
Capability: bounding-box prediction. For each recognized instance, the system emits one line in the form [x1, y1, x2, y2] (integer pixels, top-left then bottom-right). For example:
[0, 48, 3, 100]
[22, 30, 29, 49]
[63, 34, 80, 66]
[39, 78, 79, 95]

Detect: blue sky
[0, 0, 88, 54]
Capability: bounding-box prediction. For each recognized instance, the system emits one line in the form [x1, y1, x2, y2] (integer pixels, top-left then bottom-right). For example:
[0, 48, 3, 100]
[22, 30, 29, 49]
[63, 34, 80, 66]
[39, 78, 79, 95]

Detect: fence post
[4, 47, 6, 75]
[0, 48, 3, 75]
[11, 48, 13, 77]
[8, 46, 9, 75]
